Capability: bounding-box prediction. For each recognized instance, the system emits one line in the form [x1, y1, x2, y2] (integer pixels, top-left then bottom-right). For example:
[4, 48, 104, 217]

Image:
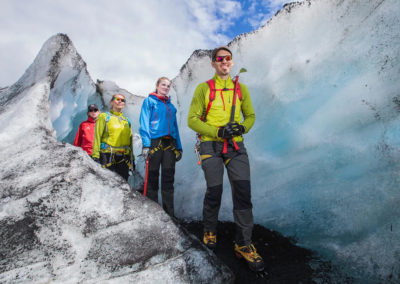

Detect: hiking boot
[203, 231, 217, 249]
[234, 243, 265, 272]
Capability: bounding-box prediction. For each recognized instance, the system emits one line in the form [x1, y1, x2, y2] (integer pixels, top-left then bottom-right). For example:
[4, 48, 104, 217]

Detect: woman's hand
[176, 150, 182, 161]
[142, 147, 150, 160]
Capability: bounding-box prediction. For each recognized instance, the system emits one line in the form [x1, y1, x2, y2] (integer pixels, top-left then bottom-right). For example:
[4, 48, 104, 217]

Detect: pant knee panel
[204, 184, 223, 208]
[232, 180, 252, 210]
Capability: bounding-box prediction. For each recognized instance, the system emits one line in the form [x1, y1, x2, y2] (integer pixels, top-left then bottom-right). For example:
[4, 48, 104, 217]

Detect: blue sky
[222, 0, 286, 38]
[0, 0, 290, 94]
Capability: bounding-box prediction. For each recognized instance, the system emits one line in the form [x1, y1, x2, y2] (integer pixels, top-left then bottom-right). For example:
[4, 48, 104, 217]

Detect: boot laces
[240, 244, 262, 261]
[204, 232, 216, 243]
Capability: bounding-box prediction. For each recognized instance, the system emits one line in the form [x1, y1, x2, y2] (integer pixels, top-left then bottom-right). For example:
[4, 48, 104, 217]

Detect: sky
[0, 0, 291, 95]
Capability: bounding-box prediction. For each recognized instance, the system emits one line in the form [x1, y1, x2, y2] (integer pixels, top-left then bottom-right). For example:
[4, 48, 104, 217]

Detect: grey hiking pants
[146, 137, 177, 217]
[200, 140, 254, 246]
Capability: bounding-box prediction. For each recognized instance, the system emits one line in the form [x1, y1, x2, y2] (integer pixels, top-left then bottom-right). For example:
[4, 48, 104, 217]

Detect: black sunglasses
[88, 108, 99, 112]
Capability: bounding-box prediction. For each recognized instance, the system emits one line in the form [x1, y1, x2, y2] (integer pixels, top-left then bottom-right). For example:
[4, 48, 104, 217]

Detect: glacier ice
[0, 34, 233, 283]
[171, 0, 400, 282]
[1, 0, 400, 282]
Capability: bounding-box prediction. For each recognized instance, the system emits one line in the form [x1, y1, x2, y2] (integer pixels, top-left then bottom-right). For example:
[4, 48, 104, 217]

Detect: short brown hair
[211, 46, 232, 62]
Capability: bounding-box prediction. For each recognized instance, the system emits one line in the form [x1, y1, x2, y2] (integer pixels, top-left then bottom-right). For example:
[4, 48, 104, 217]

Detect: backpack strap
[201, 79, 242, 122]
[201, 79, 216, 121]
[236, 82, 242, 101]
[105, 112, 111, 133]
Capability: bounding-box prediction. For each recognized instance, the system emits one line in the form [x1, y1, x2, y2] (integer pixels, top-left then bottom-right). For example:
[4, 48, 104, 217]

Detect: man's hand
[217, 124, 234, 139]
[227, 122, 245, 136]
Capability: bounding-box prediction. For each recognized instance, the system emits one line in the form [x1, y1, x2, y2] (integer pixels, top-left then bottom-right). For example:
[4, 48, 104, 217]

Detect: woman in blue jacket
[139, 77, 182, 217]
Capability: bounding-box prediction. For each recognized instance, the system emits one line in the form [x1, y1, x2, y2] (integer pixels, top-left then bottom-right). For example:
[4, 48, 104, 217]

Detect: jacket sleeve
[187, 83, 219, 138]
[92, 114, 106, 159]
[174, 117, 182, 150]
[239, 83, 256, 133]
[139, 98, 152, 148]
[73, 124, 83, 147]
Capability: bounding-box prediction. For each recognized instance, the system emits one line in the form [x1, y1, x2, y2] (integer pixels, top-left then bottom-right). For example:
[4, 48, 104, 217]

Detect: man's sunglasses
[88, 108, 99, 112]
[113, 97, 126, 103]
[214, 55, 232, 62]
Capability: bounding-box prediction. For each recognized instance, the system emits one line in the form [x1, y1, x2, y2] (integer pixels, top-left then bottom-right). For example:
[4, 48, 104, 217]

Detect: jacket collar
[87, 116, 96, 123]
[213, 74, 233, 88]
[110, 109, 123, 116]
[149, 92, 170, 102]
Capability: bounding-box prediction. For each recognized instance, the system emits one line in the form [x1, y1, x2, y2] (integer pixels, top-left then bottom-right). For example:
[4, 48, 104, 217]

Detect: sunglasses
[88, 108, 99, 112]
[113, 97, 126, 103]
[215, 55, 232, 62]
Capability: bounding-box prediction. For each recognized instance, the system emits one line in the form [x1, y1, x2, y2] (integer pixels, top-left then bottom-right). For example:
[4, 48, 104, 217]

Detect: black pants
[100, 152, 130, 181]
[146, 137, 177, 217]
[200, 141, 253, 246]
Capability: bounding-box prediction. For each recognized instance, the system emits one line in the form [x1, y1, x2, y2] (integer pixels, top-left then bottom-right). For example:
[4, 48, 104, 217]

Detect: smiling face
[110, 94, 126, 112]
[211, 49, 234, 79]
[156, 79, 171, 97]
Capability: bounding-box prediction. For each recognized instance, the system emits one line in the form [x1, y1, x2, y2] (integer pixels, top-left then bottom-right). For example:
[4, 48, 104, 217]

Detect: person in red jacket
[74, 104, 100, 156]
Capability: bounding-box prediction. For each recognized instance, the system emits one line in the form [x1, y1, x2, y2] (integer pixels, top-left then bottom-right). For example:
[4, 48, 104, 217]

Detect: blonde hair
[155, 77, 170, 93]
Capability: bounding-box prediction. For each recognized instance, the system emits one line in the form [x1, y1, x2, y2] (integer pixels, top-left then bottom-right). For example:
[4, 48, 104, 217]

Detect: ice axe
[222, 67, 247, 154]
[230, 68, 247, 122]
[143, 156, 149, 196]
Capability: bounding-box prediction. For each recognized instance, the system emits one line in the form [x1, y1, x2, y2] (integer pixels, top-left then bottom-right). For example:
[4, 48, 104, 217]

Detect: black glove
[217, 124, 234, 139]
[176, 150, 182, 162]
[92, 157, 100, 163]
[227, 122, 245, 136]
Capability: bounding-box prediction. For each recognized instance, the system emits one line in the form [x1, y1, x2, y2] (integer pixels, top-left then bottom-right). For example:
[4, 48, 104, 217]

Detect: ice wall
[4, 0, 398, 281]
[171, 0, 400, 282]
[0, 34, 233, 283]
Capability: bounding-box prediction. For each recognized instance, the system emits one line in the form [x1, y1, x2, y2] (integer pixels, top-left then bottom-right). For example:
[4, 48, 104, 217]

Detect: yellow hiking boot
[203, 231, 217, 249]
[234, 243, 265, 272]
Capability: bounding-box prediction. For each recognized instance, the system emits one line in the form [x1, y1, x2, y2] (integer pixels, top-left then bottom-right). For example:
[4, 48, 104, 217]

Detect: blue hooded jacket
[139, 93, 182, 150]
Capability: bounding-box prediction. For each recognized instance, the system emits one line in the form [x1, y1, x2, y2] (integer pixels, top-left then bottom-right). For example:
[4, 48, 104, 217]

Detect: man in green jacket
[187, 46, 264, 272]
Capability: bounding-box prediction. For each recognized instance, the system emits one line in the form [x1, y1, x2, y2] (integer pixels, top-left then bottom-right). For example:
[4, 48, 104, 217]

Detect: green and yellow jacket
[92, 110, 133, 159]
[187, 74, 255, 142]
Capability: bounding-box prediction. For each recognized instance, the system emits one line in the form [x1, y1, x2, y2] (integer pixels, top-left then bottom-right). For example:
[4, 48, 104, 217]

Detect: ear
[211, 61, 216, 69]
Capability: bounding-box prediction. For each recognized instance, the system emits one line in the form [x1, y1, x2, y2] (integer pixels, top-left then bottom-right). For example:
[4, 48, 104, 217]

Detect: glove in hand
[176, 150, 183, 162]
[142, 147, 150, 160]
[227, 122, 245, 136]
[217, 124, 234, 139]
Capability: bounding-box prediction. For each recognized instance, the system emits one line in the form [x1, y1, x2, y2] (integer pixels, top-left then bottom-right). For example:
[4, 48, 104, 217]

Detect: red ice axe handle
[143, 157, 149, 196]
